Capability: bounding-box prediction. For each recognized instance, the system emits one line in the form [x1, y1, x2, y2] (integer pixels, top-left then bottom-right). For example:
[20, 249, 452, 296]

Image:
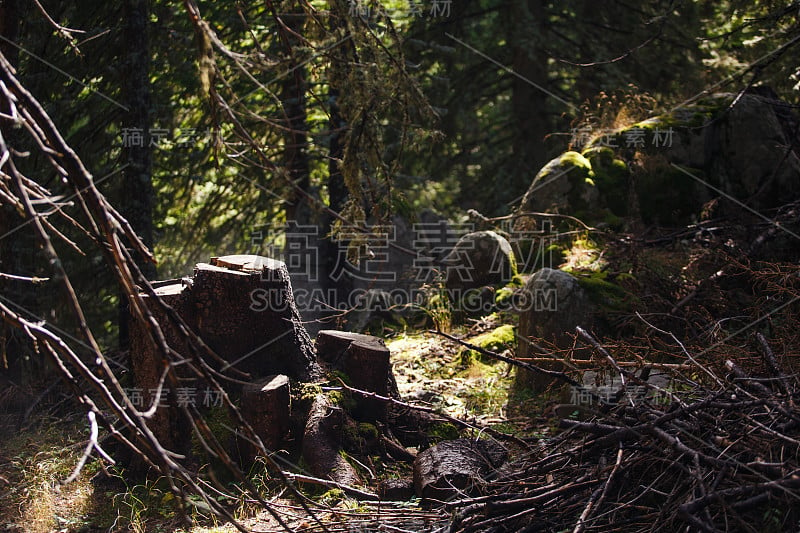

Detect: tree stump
[237, 374, 291, 465]
[413, 438, 508, 501]
[193, 255, 319, 381]
[316, 330, 392, 421]
[128, 280, 195, 461]
[127, 255, 320, 472]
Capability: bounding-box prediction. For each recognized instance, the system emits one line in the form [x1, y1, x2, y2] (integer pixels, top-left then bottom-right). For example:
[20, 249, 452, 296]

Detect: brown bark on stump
[193, 255, 318, 381]
[316, 330, 392, 421]
[129, 281, 194, 459]
[237, 374, 291, 465]
[127, 255, 320, 470]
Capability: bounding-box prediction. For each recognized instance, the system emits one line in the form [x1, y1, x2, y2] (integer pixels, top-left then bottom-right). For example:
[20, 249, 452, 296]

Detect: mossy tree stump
[316, 329, 392, 422]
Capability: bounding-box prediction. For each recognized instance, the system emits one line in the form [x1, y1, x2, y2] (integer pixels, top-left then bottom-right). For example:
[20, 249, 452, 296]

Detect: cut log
[237, 374, 291, 464]
[302, 393, 362, 487]
[193, 255, 319, 381]
[413, 438, 508, 501]
[316, 330, 392, 421]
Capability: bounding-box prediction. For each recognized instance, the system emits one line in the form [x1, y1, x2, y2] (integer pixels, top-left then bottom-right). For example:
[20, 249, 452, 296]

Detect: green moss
[357, 422, 379, 441]
[582, 146, 630, 219]
[319, 488, 345, 506]
[508, 248, 519, 278]
[495, 285, 515, 306]
[327, 388, 357, 412]
[459, 324, 516, 365]
[295, 382, 322, 401]
[428, 422, 460, 442]
[495, 275, 524, 307]
[558, 150, 594, 176]
[534, 151, 595, 192]
[509, 273, 525, 287]
[570, 270, 634, 312]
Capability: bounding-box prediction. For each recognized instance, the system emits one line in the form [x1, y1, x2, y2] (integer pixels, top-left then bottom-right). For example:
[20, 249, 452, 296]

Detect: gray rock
[442, 230, 517, 293]
[515, 268, 592, 392]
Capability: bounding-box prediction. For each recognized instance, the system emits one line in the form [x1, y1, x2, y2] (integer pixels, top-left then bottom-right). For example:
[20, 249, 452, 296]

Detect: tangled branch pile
[449, 332, 800, 533]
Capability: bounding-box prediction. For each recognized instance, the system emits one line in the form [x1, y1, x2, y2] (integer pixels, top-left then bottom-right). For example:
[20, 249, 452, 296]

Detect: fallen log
[302, 393, 362, 488]
[413, 438, 508, 502]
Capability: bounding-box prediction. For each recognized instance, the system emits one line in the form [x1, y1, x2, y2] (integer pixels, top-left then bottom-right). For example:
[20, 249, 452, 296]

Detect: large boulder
[443, 230, 517, 293]
[517, 91, 800, 227]
[517, 151, 598, 218]
[515, 268, 592, 393]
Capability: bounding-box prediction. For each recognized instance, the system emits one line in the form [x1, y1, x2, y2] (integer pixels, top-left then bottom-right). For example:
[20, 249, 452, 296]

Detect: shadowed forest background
[1, 1, 799, 531]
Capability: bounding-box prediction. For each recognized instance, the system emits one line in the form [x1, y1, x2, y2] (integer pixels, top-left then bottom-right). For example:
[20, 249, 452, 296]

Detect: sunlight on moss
[458, 324, 516, 365]
[561, 235, 606, 271]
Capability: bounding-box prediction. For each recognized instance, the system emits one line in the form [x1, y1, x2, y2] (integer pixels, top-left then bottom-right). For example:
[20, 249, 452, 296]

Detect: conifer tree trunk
[508, 0, 551, 203]
[0, 0, 33, 381]
[280, 4, 310, 227]
[119, 0, 156, 349]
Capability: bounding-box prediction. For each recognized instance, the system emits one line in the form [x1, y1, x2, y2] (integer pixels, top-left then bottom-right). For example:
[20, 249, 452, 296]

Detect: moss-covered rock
[582, 146, 629, 220]
[570, 270, 634, 312]
[517, 151, 597, 216]
[519, 91, 800, 228]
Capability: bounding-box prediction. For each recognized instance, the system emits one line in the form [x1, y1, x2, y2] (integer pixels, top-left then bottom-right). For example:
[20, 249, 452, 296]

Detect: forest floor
[0, 323, 533, 533]
[3, 211, 800, 531]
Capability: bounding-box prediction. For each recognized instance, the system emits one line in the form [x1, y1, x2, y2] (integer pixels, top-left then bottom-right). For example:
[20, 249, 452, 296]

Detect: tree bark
[237, 374, 291, 464]
[280, 4, 310, 227]
[507, 0, 551, 204]
[127, 255, 321, 470]
[119, 0, 156, 350]
[316, 329, 392, 421]
[193, 255, 319, 380]
[128, 281, 194, 461]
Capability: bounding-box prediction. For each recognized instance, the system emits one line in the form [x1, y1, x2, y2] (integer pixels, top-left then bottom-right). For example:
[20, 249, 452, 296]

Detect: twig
[0, 272, 49, 283]
[572, 444, 624, 533]
[335, 379, 529, 448]
[429, 329, 582, 387]
[62, 410, 115, 484]
[756, 332, 791, 396]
